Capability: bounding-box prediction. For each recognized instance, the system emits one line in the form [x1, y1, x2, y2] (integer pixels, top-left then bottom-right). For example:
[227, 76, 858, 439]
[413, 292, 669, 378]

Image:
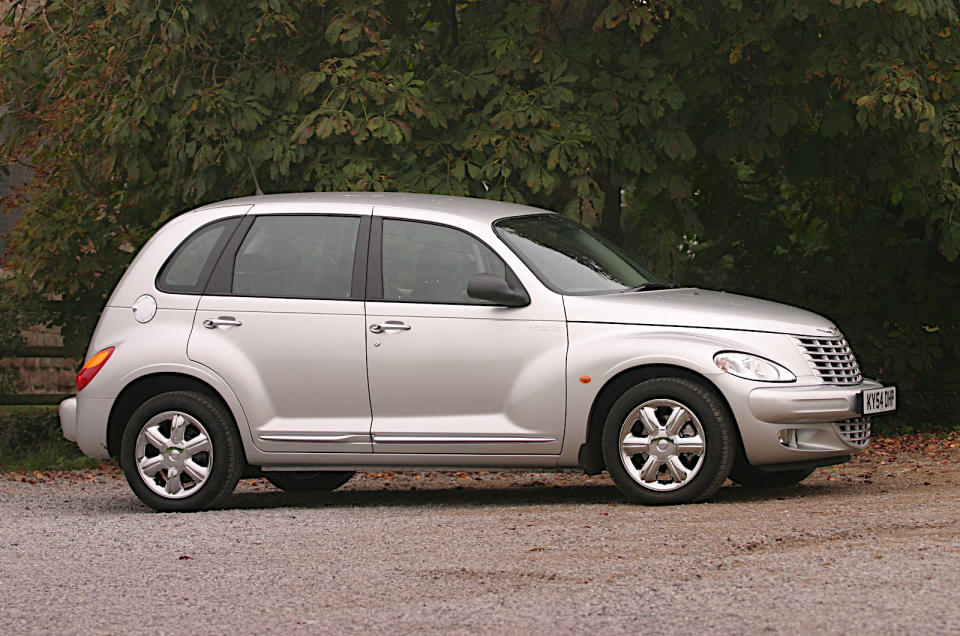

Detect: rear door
[187, 203, 373, 453]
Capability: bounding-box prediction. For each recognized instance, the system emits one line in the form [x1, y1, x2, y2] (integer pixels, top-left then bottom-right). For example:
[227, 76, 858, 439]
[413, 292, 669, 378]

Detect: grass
[0, 405, 59, 414]
[0, 443, 107, 472]
[0, 404, 108, 472]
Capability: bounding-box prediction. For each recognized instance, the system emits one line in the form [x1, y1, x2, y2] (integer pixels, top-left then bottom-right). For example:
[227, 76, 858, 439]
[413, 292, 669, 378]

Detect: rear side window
[232, 215, 360, 299]
[157, 218, 239, 294]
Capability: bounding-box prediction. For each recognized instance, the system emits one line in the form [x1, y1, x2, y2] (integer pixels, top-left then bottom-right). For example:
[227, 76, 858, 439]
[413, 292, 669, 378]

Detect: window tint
[157, 219, 237, 294]
[232, 215, 360, 299]
[382, 219, 506, 304]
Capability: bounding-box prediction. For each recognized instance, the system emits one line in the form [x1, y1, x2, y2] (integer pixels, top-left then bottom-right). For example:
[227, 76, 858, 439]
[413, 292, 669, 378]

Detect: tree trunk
[596, 171, 623, 246]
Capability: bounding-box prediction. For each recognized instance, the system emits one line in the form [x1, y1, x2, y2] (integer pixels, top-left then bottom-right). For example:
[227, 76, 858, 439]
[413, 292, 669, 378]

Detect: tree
[1, 0, 958, 393]
[611, 0, 960, 387]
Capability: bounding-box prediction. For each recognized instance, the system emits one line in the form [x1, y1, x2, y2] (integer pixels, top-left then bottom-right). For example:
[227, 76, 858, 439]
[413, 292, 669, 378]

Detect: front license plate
[861, 386, 897, 415]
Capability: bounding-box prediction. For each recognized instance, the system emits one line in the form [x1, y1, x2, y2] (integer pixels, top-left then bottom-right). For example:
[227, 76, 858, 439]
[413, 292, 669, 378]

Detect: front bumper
[718, 376, 888, 467]
[748, 381, 881, 424]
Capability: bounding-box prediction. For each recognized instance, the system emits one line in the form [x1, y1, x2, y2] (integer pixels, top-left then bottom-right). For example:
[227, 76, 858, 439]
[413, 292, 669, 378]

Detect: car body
[59, 192, 896, 511]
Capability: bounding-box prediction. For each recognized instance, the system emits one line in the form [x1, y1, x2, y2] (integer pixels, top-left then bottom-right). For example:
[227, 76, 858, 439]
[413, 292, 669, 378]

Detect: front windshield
[494, 214, 665, 294]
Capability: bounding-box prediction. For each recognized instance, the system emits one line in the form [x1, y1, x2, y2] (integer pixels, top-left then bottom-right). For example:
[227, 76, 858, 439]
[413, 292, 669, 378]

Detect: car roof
[196, 192, 554, 224]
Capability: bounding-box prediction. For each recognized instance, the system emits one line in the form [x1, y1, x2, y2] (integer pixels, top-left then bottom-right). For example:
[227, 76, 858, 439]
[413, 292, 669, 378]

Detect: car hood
[563, 288, 838, 337]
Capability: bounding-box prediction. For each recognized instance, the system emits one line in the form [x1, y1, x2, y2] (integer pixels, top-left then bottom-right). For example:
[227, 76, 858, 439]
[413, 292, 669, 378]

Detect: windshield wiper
[619, 281, 678, 293]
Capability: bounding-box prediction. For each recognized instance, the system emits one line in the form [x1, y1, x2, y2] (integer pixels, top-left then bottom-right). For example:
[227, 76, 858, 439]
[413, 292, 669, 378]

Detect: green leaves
[448, 71, 497, 101]
[653, 126, 696, 161]
[941, 220, 960, 261]
[0, 0, 959, 389]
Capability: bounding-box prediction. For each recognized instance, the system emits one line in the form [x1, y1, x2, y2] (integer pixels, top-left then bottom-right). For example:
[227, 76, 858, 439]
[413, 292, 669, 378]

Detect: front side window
[494, 214, 663, 294]
[232, 215, 360, 299]
[157, 218, 238, 294]
[381, 219, 506, 304]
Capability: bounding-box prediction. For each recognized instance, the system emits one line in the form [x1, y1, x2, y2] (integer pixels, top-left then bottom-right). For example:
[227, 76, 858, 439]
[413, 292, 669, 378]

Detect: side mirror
[467, 274, 529, 307]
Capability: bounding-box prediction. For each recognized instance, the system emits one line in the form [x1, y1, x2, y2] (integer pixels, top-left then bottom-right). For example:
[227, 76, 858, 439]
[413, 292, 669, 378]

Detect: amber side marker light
[579, 376, 592, 384]
[76, 347, 115, 392]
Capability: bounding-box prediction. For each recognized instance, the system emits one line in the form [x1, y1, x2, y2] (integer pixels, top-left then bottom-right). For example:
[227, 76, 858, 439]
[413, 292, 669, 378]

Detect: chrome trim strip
[372, 435, 557, 444]
[259, 434, 371, 443]
[260, 465, 577, 473]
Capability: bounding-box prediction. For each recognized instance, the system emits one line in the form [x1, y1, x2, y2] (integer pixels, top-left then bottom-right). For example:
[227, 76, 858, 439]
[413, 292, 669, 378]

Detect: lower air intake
[835, 417, 871, 449]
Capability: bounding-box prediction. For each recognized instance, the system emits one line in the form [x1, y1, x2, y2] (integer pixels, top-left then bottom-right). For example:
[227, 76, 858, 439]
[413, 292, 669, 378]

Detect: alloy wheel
[134, 410, 213, 499]
[618, 399, 706, 492]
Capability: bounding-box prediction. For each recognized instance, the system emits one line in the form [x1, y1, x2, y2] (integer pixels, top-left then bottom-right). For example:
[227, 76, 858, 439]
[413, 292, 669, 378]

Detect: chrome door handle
[203, 317, 242, 329]
[369, 321, 411, 334]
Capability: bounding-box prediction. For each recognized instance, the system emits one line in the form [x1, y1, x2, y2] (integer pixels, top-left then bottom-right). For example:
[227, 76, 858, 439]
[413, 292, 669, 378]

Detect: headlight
[713, 352, 796, 382]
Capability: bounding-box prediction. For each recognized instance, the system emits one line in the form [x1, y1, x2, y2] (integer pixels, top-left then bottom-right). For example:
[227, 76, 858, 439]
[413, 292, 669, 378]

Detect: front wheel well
[106, 373, 235, 458]
[578, 364, 739, 475]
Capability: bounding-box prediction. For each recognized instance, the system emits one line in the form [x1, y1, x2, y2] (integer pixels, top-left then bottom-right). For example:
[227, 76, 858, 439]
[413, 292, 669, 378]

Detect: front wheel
[265, 471, 355, 492]
[602, 377, 735, 504]
[120, 390, 243, 512]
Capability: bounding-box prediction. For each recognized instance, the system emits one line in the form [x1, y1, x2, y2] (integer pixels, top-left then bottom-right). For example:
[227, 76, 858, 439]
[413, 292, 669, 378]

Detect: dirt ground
[1, 434, 959, 634]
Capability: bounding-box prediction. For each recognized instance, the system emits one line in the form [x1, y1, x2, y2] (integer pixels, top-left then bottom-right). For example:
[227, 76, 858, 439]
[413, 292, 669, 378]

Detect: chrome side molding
[259, 433, 557, 445]
[259, 434, 371, 443]
[372, 434, 557, 444]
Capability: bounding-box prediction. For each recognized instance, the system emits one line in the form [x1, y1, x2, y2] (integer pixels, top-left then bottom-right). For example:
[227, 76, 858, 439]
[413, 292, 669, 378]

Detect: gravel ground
[1, 436, 959, 635]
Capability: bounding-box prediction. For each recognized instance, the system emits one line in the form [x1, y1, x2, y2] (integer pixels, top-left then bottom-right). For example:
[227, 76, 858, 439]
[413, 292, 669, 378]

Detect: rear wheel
[120, 390, 242, 512]
[729, 464, 815, 488]
[265, 471, 355, 492]
[602, 377, 735, 504]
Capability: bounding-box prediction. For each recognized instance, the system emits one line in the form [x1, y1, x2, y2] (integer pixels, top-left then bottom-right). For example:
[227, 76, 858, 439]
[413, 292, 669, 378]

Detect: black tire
[265, 471, 355, 492]
[601, 377, 735, 504]
[120, 390, 243, 512]
[729, 464, 815, 488]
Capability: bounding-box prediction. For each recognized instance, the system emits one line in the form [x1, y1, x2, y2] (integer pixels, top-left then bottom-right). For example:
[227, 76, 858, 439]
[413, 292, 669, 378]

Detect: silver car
[59, 193, 896, 511]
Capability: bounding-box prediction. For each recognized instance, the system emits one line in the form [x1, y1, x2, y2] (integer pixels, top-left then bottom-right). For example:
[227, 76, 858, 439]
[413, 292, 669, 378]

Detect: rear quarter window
[156, 218, 240, 294]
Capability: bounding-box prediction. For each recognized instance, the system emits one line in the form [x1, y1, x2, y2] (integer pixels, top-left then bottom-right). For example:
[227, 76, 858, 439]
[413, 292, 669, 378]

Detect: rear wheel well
[107, 373, 235, 458]
[579, 365, 739, 475]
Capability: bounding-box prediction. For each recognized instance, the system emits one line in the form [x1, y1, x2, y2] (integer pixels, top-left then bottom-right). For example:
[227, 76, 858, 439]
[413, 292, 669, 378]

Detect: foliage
[0, 406, 103, 470]
[612, 0, 960, 390]
[1, 0, 959, 389]
[0, 300, 42, 392]
[878, 391, 960, 434]
[0, 309, 24, 392]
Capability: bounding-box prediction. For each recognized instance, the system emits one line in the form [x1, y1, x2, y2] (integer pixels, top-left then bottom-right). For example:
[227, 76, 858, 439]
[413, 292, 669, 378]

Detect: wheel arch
[578, 364, 740, 475]
[107, 372, 239, 458]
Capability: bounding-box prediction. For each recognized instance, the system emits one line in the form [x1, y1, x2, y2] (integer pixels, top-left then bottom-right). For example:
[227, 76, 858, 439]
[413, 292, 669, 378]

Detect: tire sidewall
[120, 391, 242, 512]
[602, 377, 734, 504]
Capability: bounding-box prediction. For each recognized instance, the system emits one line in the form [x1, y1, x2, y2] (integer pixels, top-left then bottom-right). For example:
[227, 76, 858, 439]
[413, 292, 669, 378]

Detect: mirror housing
[467, 274, 529, 307]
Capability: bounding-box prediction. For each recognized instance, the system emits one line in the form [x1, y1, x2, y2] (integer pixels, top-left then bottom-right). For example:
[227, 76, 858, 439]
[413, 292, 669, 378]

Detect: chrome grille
[794, 336, 862, 384]
[835, 417, 871, 449]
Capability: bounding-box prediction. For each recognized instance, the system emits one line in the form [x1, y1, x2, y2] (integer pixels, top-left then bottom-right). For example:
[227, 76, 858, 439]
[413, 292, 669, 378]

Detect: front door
[188, 208, 373, 453]
[366, 217, 567, 455]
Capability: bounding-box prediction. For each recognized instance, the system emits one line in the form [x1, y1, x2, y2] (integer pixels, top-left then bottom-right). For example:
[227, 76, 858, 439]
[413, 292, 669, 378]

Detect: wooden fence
[0, 330, 76, 406]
